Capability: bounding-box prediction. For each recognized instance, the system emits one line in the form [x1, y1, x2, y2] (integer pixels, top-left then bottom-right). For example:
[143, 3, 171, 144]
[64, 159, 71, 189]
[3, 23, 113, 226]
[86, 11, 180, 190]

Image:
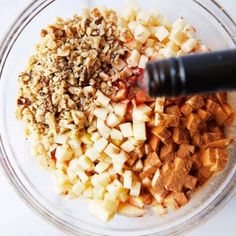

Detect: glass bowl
[0, 0, 236, 235]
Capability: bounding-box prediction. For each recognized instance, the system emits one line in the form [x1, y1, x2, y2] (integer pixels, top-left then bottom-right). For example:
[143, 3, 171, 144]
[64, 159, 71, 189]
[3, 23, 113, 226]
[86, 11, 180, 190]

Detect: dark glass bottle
[145, 49, 236, 97]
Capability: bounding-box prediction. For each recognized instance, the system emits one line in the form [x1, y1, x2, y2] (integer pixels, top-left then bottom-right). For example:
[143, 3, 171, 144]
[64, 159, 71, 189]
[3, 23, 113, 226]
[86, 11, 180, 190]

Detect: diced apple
[154, 26, 169, 42]
[95, 161, 110, 174]
[97, 119, 111, 139]
[96, 90, 110, 107]
[111, 151, 128, 165]
[55, 145, 73, 162]
[85, 147, 100, 162]
[115, 88, 128, 101]
[103, 195, 119, 212]
[77, 170, 89, 183]
[134, 24, 151, 44]
[138, 55, 149, 69]
[110, 128, 123, 141]
[106, 113, 121, 127]
[107, 179, 123, 198]
[118, 202, 146, 217]
[123, 170, 133, 189]
[94, 137, 108, 153]
[130, 181, 141, 197]
[119, 122, 133, 137]
[129, 196, 145, 208]
[181, 38, 197, 53]
[83, 186, 93, 199]
[77, 155, 94, 171]
[104, 143, 120, 157]
[91, 172, 111, 187]
[133, 121, 146, 141]
[81, 133, 93, 145]
[120, 140, 135, 152]
[113, 103, 127, 116]
[88, 199, 114, 222]
[127, 49, 141, 67]
[155, 97, 165, 112]
[132, 104, 152, 122]
[94, 108, 108, 121]
[91, 132, 101, 142]
[152, 203, 167, 216]
[71, 181, 85, 196]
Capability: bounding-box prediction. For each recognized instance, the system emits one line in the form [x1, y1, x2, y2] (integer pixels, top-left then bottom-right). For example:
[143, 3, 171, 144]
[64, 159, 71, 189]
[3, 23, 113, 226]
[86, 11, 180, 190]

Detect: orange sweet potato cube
[186, 113, 201, 131]
[173, 127, 189, 144]
[165, 105, 181, 116]
[197, 109, 211, 121]
[180, 103, 193, 116]
[149, 135, 160, 151]
[145, 152, 162, 168]
[186, 96, 205, 110]
[174, 192, 188, 206]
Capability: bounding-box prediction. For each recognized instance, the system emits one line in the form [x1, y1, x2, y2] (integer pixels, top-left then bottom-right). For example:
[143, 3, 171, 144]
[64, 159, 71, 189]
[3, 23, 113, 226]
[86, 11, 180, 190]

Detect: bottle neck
[145, 49, 236, 98]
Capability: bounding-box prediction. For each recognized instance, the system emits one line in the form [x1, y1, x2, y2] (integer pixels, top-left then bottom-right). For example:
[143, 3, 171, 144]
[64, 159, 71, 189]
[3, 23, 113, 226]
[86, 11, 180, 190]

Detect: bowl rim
[0, 0, 236, 235]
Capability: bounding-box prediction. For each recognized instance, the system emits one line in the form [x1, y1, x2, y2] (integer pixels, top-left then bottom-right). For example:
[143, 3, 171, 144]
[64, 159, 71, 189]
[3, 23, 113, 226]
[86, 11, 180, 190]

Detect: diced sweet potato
[145, 152, 162, 168]
[206, 99, 220, 114]
[184, 175, 198, 189]
[197, 109, 211, 121]
[177, 143, 195, 158]
[139, 166, 157, 179]
[186, 113, 201, 131]
[173, 127, 189, 144]
[201, 138, 232, 150]
[202, 132, 224, 144]
[160, 144, 175, 162]
[165, 105, 181, 116]
[200, 148, 216, 167]
[174, 192, 188, 206]
[152, 125, 171, 144]
[186, 96, 204, 110]
[149, 135, 160, 151]
[180, 103, 193, 116]
[214, 107, 228, 125]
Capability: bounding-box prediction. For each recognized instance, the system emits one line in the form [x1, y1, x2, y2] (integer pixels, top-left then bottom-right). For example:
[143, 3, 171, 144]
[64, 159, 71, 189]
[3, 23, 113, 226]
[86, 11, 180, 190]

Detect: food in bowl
[16, 1, 234, 222]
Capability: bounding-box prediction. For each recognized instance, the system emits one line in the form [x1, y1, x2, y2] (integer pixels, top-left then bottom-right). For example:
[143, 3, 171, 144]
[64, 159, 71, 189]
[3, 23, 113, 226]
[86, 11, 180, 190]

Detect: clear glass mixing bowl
[0, 0, 236, 235]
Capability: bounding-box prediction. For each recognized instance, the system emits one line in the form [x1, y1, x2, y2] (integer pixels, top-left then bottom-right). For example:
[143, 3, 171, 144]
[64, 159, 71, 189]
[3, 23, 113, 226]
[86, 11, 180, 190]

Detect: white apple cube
[95, 161, 110, 174]
[94, 137, 108, 153]
[120, 140, 135, 152]
[77, 155, 94, 171]
[83, 186, 93, 199]
[71, 181, 85, 197]
[104, 143, 120, 157]
[144, 47, 155, 58]
[110, 128, 123, 141]
[107, 179, 123, 199]
[127, 49, 141, 67]
[155, 97, 165, 113]
[154, 26, 169, 42]
[97, 119, 111, 139]
[55, 145, 73, 162]
[134, 24, 151, 43]
[94, 108, 108, 121]
[159, 48, 175, 58]
[91, 172, 111, 187]
[85, 147, 100, 162]
[96, 90, 110, 107]
[181, 38, 197, 53]
[138, 55, 149, 69]
[113, 103, 127, 117]
[55, 134, 68, 144]
[132, 104, 152, 122]
[128, 21, 139, 33]
[118, 203, 146, 217]
[90, 132, 101, 142]
[119, 122, 133, 137]
[123, 170, 133, 189]
[88, 199, 114, 222]
[77, 170, 89, 183]
[151, 168, 161, 187]
[133, 121, 146, 141]
[103, 196, 119, 212]
[106, 113, 121, 128]
[130, 181, 141, 197]
[81, 133, 92, 145]
[137, 10, 151, 25]
[133, 159, 143, 171]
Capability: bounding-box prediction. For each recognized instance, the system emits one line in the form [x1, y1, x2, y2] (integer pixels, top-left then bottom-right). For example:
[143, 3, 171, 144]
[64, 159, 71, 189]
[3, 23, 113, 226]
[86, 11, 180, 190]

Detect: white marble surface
[0, 0, 236, 235]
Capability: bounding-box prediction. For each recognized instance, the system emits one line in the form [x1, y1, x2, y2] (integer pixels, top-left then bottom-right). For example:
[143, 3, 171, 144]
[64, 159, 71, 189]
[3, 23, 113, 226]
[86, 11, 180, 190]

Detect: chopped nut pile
[16, 2, 234, 222]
